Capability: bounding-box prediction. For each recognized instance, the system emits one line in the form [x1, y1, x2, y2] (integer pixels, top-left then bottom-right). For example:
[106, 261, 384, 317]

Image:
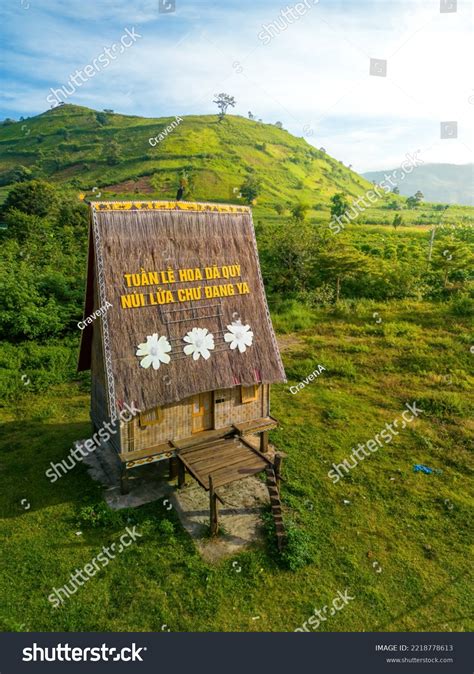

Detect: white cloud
[1, 0, 472, 170]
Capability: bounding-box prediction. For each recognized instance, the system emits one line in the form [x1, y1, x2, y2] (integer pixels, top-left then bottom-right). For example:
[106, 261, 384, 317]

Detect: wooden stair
[265, 465, 286, 551]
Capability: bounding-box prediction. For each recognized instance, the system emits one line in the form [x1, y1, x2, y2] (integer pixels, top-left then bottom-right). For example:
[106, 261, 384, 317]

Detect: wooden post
[274, 452, 283, 491]
[120, 464, 129, 495]
[260, 430, 269, 454]
[209, 476, 219, 536]
[177, 459, 186, 489]
[169, 457, 179, 480]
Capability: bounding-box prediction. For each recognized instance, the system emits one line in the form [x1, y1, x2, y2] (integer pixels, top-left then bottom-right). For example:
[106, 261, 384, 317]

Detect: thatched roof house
[79, 200, 286, 537]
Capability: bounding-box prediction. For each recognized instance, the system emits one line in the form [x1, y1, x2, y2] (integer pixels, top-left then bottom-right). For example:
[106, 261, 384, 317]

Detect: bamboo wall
[119, 384, 270, 453]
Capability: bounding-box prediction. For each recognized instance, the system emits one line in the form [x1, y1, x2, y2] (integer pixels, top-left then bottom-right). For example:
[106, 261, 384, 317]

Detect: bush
[417, 395, 465, 418]
[279, 522, 313, 570]
[0, 342, 77, 402]
[450, 294, 474, 317]
[307, 283, 336, 307]
[77, 503, 122, 529]
[2, 180, 59, 217]
[271, 301, 314, 334]
[157, 519, 175, 536]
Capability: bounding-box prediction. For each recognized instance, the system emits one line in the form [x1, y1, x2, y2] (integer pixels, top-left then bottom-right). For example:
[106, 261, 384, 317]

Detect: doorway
[191, 392, 214, 433]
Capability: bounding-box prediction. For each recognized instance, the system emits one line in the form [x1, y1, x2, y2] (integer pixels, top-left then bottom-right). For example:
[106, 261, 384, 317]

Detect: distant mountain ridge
[363, 163, 473, 206]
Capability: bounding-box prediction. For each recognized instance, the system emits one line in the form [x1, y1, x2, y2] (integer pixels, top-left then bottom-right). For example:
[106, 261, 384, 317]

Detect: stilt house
[78, 200, 286, 535]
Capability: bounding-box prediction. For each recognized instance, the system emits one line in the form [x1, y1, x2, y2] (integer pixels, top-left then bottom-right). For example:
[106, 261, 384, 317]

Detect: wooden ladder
[265, 464, 286, 551]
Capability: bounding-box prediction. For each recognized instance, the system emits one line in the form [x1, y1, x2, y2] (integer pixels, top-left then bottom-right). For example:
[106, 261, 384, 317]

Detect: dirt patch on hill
[103, 176, 156, 194]
[54, 163, 88, 179]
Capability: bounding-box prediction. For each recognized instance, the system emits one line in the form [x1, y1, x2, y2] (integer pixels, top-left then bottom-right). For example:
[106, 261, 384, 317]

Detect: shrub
[450, 294, 474, 317]
[0, 343, 77, 402]
[2, 180, 59, 217]
[309, 283, 336, 307]
[77, 503, 122, 529]
[417, 395, 465, 418]
[271, 301, 314, 334]
[157, 519, 175, 536]
[279, 522, 313, 570]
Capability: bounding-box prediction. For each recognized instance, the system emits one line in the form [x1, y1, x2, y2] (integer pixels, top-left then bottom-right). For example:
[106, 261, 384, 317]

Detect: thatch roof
[78, 201, 286, 421]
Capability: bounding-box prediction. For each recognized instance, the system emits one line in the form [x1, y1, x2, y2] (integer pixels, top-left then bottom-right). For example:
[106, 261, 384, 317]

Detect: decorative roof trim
[91, 207, 118, 423]
[91, 200, 250, 214]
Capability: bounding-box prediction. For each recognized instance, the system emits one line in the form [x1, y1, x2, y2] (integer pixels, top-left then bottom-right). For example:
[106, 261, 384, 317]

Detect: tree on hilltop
[213, 93, 236, 122]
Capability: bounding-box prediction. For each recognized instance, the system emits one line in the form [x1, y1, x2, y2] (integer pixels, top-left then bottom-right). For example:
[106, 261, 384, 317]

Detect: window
[139, 406, 163, 427]
[241, 385, 259, 404]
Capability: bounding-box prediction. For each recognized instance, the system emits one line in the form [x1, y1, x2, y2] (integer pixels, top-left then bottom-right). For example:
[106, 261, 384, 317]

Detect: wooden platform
[233, 416, 278, 436]
[119, 441, 174, 468]
[176, 437, 270, 490]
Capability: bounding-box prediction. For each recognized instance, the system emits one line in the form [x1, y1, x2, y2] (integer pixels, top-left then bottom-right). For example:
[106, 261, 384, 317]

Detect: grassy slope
[0, 105, 472, 633]
[2, 104, 473, 228]
[0, 105, 372, 205]
[0, 300, 472, 632]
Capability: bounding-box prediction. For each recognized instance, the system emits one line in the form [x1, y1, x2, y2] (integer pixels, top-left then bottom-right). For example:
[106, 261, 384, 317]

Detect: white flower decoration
[183, 327, 215, 361]
[224, 320, 254, 353]
[136, 333, 171, 370]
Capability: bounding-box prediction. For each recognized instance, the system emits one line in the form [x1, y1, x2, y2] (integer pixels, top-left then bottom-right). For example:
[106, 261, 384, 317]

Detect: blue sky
[1, 0, 472, 171]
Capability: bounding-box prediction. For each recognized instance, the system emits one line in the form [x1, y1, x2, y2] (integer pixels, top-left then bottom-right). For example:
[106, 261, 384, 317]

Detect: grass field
[1, 299, 472, 632]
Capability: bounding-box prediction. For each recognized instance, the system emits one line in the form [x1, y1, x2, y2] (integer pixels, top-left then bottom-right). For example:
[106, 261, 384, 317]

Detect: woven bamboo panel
[120, 384, 270, 453]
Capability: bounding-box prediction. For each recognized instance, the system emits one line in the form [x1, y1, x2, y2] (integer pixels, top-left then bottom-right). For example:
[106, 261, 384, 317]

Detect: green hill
[0, 104, 381, 209]
[1, 104, 473, 231]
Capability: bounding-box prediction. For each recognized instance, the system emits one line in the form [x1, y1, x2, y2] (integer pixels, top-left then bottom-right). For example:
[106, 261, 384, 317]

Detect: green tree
[392, 186, 400, 195]
[96, 112, 109, 125]
[213, 93, 236, 121]
[3, 209, 52, 244]
[406, 195, 418, 209]
[240, 174, 261, 204]
[177, 168, 193, 199]
[392, 213, 403, 230]
[330, 193, 349, 220]
[258, 219, 318, 294]
[0, 165, 33, 187]
[414, 190, 424, 203]
[291, 202, 310, 222]
[106, 140, 122, 166]
[317, 243, 373, 302]
[2, 180, 58, 217]
[432, 238, 473, 288]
